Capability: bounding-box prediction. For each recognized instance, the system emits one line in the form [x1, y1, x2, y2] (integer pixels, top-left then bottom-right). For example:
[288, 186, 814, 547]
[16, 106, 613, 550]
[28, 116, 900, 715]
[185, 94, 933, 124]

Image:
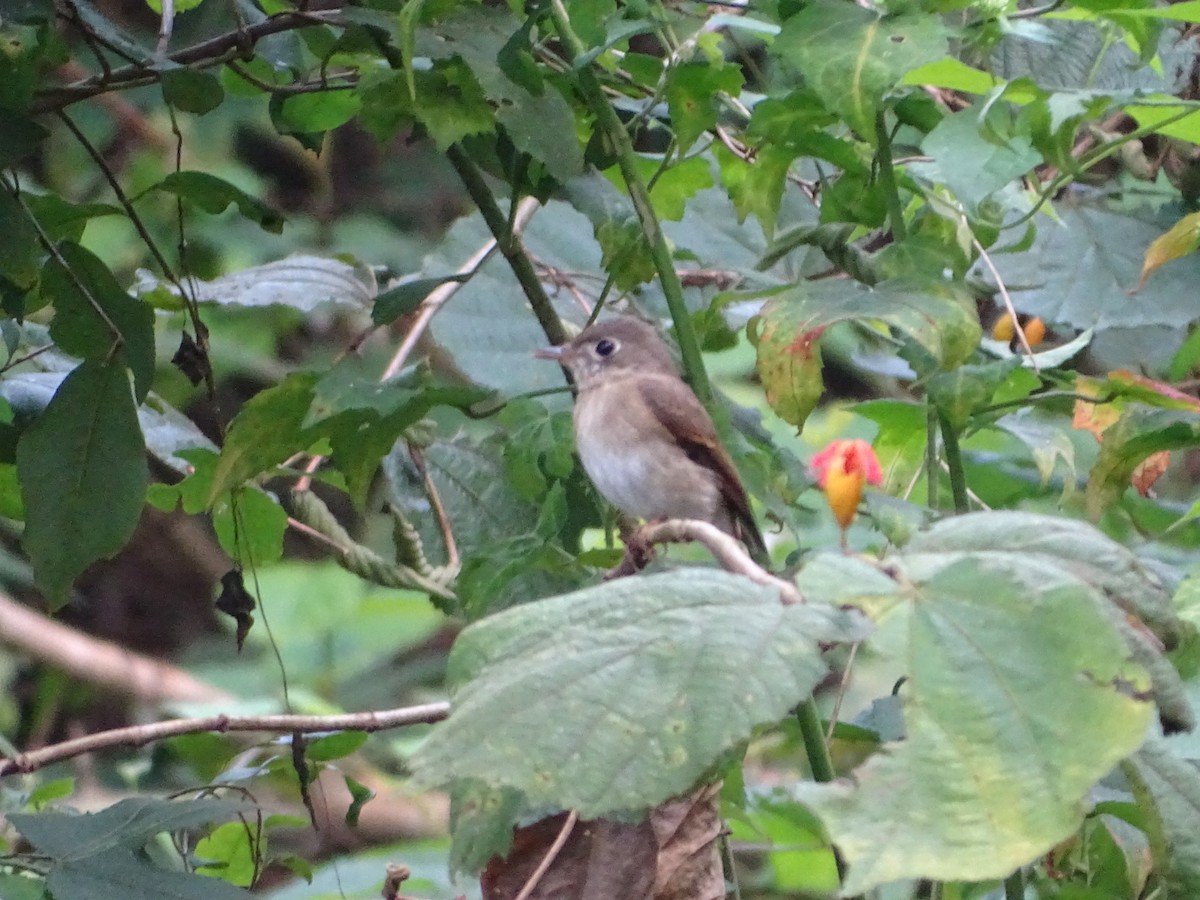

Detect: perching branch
[623, 519, 802, 605]
[0, 702, 450, 777]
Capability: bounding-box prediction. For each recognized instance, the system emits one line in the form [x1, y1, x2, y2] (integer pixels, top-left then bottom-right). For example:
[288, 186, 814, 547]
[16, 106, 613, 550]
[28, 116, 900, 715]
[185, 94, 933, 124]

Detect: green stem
[547, 0, 711, 401]
[874, 110, 907, 243]
[925, 400, 939, 511]
[937, 410, 969, 514]
[1004, 868, 1025, 900]
[444, 143, 569, 347]
[796, 698, 835, 783]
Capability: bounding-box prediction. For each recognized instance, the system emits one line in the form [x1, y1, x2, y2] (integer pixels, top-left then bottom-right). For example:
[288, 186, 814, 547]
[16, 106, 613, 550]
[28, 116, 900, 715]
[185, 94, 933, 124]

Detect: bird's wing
[636, 375, 767, 559]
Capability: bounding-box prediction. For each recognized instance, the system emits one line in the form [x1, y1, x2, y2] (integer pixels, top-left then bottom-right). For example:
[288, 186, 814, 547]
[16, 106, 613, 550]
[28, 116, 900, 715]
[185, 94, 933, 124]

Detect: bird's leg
[604, 520, 657, 580]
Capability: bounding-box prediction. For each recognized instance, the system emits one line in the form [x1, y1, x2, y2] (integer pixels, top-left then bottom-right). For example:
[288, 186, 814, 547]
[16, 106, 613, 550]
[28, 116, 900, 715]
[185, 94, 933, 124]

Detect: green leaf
[1087, 406, 1200, 521]
[1126, 740, 1200, 896]
[716, 143, 795, 237]
[0, 110, 48, 168]
[49, 853, 251, 899]
[16, 361, 147, 608]
[160, 68, 225, 115]
[136, 254, 375, 313]
[0, 872, 46, 900]
[754, 278, 981, 428]
[343, 775, 375, 827]
[42, 243, 155, 401]
[150, 172, 283, 233]
[1136, 209, 1200, 291]
[212, 487, 287, 566]
[665, 61, 744, 154]
[983, 198, 1200, 335]
[0, 187, 40, 289]
[421, 6, 584, 181]
[306, 730, 369, 762]
[913, 105, 1042, 216]
[10, 797, 250, 857]
[195, 821, 256, 887]
[277, 90, 362, 134]
[411, 570, 869, 820]
[372, 274, 465, 326]
[206, 372, 319, 506]
[771, 0, 948, 139]
[795, 552, 1155, 893]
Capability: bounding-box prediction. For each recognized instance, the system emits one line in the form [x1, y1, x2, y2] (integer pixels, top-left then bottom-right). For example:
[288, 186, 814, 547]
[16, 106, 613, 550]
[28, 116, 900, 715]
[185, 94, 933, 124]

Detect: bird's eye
[595, 338, 617, 358]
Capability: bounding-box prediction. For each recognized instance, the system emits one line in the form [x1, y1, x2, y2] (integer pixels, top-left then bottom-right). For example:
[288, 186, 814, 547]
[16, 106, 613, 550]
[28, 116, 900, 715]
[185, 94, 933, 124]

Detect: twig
[409, 444, 459, 569]
[0, 590, 231, 706]
[633, 520, 802, 604]
[383, 196, 541, 379]
[31, 10, 344, 113]
[156, 0, 175, 57]
[967, 222, 1037, 367]
[826, 641, 860, 741]
[0, 702, 450, 777]
[513, 811, 579, 900]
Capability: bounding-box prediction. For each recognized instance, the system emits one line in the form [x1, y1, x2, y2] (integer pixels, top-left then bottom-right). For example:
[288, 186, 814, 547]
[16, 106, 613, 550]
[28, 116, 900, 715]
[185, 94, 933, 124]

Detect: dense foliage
[2, 0, 1200, 896]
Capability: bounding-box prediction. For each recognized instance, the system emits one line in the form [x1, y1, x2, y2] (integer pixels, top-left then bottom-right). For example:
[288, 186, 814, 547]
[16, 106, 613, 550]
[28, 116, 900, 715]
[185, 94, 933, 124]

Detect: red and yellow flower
[811, 439, 883, 533]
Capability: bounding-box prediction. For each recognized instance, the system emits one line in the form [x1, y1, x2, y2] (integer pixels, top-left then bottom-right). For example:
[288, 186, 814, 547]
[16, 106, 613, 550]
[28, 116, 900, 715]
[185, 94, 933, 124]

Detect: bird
[536, 316, 767, 561]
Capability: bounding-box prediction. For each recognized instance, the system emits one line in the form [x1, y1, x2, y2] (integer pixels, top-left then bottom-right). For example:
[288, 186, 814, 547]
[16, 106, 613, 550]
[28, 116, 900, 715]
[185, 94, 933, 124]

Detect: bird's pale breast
[573, 379, 726, 526]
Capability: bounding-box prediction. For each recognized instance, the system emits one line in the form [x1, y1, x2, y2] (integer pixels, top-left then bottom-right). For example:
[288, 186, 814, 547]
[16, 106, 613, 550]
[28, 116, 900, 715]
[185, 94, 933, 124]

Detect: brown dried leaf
[651, 784, 724, 900]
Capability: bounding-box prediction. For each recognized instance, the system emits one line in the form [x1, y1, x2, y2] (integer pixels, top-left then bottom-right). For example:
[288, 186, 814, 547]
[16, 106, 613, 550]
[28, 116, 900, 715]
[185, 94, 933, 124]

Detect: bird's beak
[533, 345, 564, 360]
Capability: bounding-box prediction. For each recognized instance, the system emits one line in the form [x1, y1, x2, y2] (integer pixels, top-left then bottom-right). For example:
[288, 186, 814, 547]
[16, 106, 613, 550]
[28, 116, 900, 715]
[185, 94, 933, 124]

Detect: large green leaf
[771, 0, 948, 139]
[982, 199, 1200, 336]
[904, 510, 1183, 649]
[794, 550, 1155, 893]
[411, 569, 869, 818]
[16, 361, 147, 608]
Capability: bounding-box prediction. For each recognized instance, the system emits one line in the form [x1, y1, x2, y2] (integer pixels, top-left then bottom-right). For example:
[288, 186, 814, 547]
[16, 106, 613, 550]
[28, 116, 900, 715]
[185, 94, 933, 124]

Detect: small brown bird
[536, 316, 767, 560]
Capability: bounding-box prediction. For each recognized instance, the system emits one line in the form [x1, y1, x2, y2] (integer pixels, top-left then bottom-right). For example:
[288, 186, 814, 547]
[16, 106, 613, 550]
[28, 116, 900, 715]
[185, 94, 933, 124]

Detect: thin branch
[31, 10, 343, 113]
[0, 702, 450, 776]
[383, 196, 541, 379]
[826, 641, 860, 741]
[0, 590, 231, 706]
[56, 110, 183, 295]
[633, 520, 802, 604]
[513, 811, 579, 900]
[968, 221, 1037, 367]
[410, 443, 460, 569]
[4, 177, 124, 346]
[444, 144, 568, 347]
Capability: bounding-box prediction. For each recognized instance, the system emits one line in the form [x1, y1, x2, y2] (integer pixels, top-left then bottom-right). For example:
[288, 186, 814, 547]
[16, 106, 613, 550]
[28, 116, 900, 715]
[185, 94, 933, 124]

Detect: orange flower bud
[811, 439, 883, 531]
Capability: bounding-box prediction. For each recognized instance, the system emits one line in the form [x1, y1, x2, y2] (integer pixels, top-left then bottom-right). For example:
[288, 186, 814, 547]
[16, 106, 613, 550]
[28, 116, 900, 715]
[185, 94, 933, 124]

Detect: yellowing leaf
[1134, 210, 1200, 292]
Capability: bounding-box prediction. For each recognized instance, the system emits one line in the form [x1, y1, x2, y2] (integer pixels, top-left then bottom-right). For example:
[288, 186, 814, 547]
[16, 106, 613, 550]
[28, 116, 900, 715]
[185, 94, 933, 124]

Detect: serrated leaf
[795, 553, 1155, 893]
[772, 0, 948, 139]
[980, 199, 1200, 333]
[912, 106, 1041, 216]
[206, 373, 318, 505]
[421, 5, 584, 181]
[149, 171, 283, 233]
[903, 510, 1182, 649]
[137, 254, 375, 313]
[665, 61, 744, 154]
[42, 242, 155, 401]
[16, 361, 147, 608]
[1126, 740, 1200, 897]
[411, 570, 869, 819]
